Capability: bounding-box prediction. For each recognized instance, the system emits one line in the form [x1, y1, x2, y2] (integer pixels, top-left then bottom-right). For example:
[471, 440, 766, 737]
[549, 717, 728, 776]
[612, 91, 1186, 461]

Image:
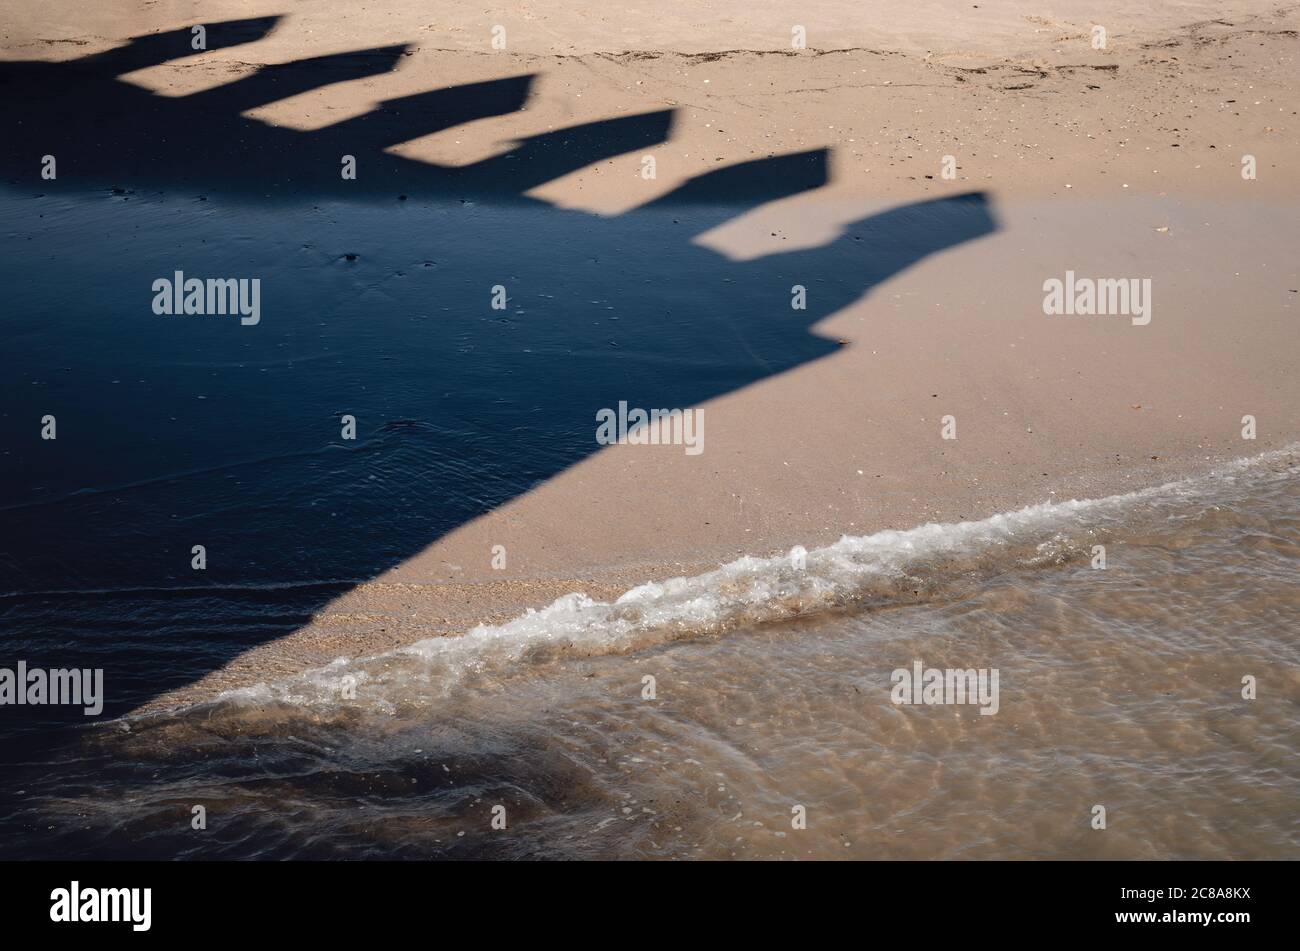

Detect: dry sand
[5, 2, 1296, 704]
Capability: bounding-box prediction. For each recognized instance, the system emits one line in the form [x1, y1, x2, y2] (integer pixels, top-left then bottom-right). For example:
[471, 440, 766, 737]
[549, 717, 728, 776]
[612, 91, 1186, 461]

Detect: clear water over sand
[3, 451, 1296, 859]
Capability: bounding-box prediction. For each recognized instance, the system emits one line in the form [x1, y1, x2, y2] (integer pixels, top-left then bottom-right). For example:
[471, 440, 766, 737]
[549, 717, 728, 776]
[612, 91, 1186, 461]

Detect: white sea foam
[195, 448, 1297, 715]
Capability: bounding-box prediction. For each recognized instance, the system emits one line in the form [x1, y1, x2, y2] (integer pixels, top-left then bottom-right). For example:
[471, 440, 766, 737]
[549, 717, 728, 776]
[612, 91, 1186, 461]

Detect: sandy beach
[3, 2, 1298, 696]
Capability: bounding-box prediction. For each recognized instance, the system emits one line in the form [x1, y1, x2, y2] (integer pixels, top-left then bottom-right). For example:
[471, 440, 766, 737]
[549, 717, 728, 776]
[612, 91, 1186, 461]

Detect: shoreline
[136, 441, 1299, 713]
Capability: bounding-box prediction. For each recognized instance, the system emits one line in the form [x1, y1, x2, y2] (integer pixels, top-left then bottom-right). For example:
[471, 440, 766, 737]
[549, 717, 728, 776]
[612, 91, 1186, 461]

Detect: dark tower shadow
[0, 17, 998, 740]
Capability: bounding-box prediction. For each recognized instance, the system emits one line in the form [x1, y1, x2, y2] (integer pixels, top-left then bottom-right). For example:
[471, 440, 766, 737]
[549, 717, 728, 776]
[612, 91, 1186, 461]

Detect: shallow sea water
[3, 451, 1296, 859]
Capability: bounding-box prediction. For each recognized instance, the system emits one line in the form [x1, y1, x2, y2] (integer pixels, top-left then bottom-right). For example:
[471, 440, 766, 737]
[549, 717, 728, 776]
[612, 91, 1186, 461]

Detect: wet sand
[139, 187, 1298, 709]
[5, 2, 1297, 708]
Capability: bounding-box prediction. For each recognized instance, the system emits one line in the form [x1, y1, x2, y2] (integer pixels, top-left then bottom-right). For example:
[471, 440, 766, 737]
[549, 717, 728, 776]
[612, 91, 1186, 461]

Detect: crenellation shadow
[0, 16, 998, 740]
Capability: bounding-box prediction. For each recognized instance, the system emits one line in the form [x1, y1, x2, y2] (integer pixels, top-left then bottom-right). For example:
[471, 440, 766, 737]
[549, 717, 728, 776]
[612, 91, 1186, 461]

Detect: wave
[137, 447, 1298, 719]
